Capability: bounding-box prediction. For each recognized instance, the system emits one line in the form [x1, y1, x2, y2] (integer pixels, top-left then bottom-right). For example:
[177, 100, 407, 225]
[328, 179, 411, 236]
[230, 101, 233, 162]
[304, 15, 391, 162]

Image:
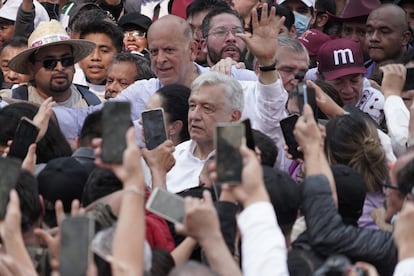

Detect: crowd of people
[0, 0, 414, 275]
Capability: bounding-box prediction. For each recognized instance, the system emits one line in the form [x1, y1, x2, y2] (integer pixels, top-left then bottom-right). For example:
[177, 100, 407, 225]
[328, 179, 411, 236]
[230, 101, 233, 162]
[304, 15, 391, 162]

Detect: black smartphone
[145, 187, 185, 224]
[215, 122, 244, 184]
[8, 117, 39, 160]
[101, 102, 131, 164]
[0, 157, 21, 219]
[403, 68, 414, 91]
[60, 216, 95, 276]
[297, 80, 318, 120]
[242, 119, 255, 150]
[280, 114, 303, 160]
[141, 108, 168, 150]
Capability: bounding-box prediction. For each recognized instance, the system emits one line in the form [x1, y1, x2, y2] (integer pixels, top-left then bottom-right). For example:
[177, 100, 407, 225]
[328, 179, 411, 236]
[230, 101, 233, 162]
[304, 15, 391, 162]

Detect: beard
[207, 43, 247, 65]
[49, 73, 71, 93]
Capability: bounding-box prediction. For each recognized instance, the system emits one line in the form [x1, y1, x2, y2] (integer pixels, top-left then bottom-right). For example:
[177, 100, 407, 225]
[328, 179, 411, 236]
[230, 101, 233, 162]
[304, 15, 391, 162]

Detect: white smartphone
[145, 187, 184, 224]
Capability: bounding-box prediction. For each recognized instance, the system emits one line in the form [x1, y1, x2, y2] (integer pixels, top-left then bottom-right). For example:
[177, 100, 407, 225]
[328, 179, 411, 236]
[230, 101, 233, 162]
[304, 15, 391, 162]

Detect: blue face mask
[294, 11, 311, 37]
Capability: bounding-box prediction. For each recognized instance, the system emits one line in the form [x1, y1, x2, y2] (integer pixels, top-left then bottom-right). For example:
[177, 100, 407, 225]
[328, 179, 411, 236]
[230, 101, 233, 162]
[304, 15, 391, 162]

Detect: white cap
[0, 0, 50, 28]
[277, 0, 315, 8]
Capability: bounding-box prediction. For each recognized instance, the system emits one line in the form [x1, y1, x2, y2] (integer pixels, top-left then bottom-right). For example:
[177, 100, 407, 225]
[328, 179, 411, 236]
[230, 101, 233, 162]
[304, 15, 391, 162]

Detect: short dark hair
[80, 20, 123, 52]
[201, 8, 244, 38]
[111, 52, 155, 80]
[156, 84, 191, 143]
[79, 110, 102, 147]
[253, 3, 295, 32]
[186, 0, 231, 18]
[0, 37, 27, 55]
[252, 129, 278, 167]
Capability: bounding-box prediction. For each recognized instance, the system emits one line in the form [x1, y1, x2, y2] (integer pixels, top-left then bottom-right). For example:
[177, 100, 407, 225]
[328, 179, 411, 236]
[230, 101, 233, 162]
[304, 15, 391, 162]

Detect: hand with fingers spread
[34, 199, 85, 270]
[380, 64, 407, 99]
[237, 3, 284, 66]
[33, 97, 56, 142]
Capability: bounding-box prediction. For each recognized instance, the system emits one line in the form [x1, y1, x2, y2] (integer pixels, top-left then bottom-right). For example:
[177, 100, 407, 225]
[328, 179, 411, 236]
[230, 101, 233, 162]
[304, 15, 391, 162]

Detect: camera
[313, 255, 367, 276]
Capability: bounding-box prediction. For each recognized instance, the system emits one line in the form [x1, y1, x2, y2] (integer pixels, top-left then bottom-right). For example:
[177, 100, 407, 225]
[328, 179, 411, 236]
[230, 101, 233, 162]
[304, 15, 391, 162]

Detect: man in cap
[2, 20, 100, 107]
[317, 38, 384, 124]
[277, 0, 316, 36]
[328, 0, 381, 63]
[0, 0, 49, 45]
[118, 12, 152, 55]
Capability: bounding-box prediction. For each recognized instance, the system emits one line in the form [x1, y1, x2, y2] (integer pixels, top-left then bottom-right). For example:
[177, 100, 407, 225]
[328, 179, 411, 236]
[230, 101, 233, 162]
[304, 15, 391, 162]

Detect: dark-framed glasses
[35, 56, 75, 70]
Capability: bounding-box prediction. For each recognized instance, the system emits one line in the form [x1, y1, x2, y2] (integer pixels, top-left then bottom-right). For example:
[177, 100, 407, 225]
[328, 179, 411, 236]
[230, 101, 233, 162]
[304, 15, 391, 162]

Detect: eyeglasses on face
[35, 56, 75, 70]
[124, 31, 146, 38]
[208, 26, 244, 38]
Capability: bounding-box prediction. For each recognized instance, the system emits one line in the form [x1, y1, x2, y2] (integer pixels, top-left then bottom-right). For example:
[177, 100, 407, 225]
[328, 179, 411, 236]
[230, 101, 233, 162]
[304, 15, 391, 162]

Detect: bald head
[366, 4, 411, 63]
[148, 15, 193, 45]
[368, 4, 409, 33]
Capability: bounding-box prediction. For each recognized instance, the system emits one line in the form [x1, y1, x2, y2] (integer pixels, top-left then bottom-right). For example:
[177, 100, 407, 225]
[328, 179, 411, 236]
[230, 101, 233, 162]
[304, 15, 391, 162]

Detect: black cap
[118, 12, 152, 32]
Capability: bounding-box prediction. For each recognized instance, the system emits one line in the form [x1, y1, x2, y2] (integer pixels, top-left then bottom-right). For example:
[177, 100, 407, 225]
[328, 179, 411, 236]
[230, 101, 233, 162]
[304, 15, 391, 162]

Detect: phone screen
[8, 117, 39, 160]
[0, 158, 21, 219]
[141, 108, 168, 150]
[60, 216, 95, 276]
[146, 187, 184, 224]
[297, 81, 318, 120]
[403, 68, 414, 91]
[101, 102, 131, 163]
[215, 123, 244, 184]
[280, 114, 303, 160]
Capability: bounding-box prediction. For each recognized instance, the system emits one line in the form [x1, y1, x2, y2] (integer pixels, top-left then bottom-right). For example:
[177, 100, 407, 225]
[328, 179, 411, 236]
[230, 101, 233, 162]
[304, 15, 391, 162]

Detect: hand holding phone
[8, 117, 39, 160]
[280, 114, 303, 160]
[141, 108, 168, 150]
[146, 187, 184, 224]
[101, 102, 131, 164]
[60, 216, 95, 276]
[215, 122, 244, 184]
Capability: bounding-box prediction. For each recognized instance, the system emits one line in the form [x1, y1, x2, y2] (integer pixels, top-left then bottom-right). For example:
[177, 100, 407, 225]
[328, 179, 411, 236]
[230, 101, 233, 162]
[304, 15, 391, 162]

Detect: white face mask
[294, 11, 311, 37]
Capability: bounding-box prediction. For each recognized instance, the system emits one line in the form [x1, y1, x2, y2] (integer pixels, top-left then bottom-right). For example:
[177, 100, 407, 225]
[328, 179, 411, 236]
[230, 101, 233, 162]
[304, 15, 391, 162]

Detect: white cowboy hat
[9, 19, 95, 74]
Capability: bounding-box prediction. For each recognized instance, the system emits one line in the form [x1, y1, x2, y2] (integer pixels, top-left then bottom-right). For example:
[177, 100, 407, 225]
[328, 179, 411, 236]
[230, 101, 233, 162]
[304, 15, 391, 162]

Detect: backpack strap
[11, 85, 29, 100]
[75, 84, 101, 106]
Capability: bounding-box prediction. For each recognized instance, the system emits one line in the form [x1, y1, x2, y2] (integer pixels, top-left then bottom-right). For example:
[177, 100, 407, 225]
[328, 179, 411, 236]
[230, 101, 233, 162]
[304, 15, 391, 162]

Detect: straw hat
[9, 20, 96, 74]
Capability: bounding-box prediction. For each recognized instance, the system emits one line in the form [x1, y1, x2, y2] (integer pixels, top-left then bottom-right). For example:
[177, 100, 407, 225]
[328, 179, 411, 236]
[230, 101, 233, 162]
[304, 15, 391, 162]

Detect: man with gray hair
[166, 71, 244, 192]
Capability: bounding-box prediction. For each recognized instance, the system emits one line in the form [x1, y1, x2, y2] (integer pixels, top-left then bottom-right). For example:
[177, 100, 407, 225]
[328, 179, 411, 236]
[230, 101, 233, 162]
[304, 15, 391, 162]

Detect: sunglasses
[35, 56, 75, 70]
[124, 31, 146, 38]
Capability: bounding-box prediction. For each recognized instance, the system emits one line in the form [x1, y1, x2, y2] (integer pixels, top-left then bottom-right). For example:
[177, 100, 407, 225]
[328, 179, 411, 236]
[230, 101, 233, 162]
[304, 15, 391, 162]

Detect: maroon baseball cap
[298, 29, 331, 56]
[317, 38, 367, 81]
[328, 0, 381, 22]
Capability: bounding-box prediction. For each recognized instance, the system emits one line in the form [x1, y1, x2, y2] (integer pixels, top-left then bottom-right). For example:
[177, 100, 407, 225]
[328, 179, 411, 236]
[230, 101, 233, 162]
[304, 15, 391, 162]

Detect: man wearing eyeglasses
[1, 20, 100, 108]
[201, 8, 248, 68]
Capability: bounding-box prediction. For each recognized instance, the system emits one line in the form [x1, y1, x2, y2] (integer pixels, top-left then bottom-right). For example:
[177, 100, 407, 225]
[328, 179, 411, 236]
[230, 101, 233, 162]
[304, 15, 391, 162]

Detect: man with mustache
[2, 20, 100, 107]
[201, 8, 248, 67]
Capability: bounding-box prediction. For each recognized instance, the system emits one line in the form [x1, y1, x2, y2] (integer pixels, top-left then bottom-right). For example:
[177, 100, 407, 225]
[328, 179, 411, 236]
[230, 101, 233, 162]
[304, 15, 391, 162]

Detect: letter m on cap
[333, 49, 354, 65]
